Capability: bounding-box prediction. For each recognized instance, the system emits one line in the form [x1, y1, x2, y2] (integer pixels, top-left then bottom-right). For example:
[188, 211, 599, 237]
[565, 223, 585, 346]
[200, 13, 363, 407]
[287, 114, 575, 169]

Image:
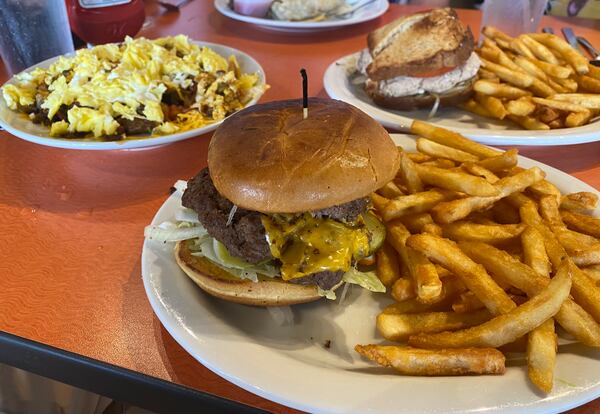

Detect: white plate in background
[214, 0, 388, 32]
[324, 52, 600, 146]
[0, 41, 266, 150]
[142, 134, 600, 414]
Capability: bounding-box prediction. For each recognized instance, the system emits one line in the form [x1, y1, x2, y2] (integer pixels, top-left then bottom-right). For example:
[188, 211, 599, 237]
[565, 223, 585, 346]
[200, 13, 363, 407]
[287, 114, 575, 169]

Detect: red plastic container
[66, 0, 145, 45]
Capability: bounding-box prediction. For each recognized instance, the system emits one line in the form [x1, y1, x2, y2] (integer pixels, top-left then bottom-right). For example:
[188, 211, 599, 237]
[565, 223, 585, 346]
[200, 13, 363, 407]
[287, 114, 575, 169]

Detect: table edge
[0, 331, 267, 414]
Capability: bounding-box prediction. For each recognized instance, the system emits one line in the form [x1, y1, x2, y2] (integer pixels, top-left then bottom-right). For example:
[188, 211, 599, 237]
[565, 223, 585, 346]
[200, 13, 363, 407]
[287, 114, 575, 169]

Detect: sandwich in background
[356, 8, 480, 111]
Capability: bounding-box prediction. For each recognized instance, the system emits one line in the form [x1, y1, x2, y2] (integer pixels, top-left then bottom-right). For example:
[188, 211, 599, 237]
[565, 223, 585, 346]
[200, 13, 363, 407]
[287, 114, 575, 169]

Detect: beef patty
[181, 168, 368, 290]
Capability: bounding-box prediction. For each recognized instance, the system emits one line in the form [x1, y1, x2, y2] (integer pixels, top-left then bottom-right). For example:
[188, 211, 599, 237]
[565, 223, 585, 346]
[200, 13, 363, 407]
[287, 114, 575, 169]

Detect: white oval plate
[0, 41, 266, 150]
[324, 52, 600, 146]
[214, 0, 388, 32]
[142, 134, 600, 414]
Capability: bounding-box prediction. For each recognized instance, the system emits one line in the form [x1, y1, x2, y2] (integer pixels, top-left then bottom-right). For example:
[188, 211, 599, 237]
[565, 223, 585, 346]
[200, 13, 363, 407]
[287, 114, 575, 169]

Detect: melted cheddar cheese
[261, 214, 370, 281]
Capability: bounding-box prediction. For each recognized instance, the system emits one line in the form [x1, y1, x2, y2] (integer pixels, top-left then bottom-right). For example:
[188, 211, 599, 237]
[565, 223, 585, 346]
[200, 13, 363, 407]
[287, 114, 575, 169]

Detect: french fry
[442, 221, 525, 244]
[460, 241, 600, 347]
[460, 99, 494, 118]
[480, 58, 535, 89]
[551, 93, 600, 109]
[561, 210, 600, 238]
[507, 114, 550, 130]
[410, 120, 501, 159]
[398, 152, 424, 194]
[422, 223, 443, 236]
[415, 164, 500, 197]
[406, 152, 432, 163]
[571, 245, 600, 267]
[382, 277, 466, 315]
[376, 241, 401, 288]
[526, 177, 562, 206]
[583, 264, 600, 283]
[576, 74, 600, 93]
[527, 318, 557, 393]
[554, 226, 600, 253]
[407, 233, 516, 315]
[527, 57, 573, 78]
[513, 55, 549, 81]
[506, 97, 536, 116]
[491, 199, 521, 224]
[473, 79, 531, 99]
[370, 193, 389, 214]
[383, 189, 455, 221]
[531, 97, 590, 113]
[539, 195, 565, 227]
[565, 111, 593, 128]
[397, 212, 435, 234]
[432, 167, 545, 224]
[476, 94, 508, 119]
[408, 261, 572, 349]
[376, 310, 492, 342]
[482, 26, 512, 43]
[561, 192, 599, 212]
[479, 46, 501, 63]
[453, 291, 485, 313]
[538, 225, 600, 323]
[355, 345, 505, 376]
[377, 181, 404, 199]
[587, 64, 600, 80]
[476, 149, 519, 173]
[416, 138, 479, 163]
[478, 68, 500, 81]
[529, 33, 589, 75]
[547, 118, 565, 129]
[420, 159, 456, 169]
[405, 247, 443, 303]
[510, 37, 536, 59]
[534, 105, 561, 124]
[391, 277, 416, 302]
[522, 226, 551, 278]
[462, 163, 500, 184]
[529, 78, 557, 97]
[520, 35, 559, 64]
[551, 76, 578, 92]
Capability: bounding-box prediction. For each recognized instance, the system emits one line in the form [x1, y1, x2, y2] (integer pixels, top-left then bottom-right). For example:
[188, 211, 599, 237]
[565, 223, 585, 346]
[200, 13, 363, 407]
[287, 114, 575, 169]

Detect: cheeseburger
[152, 98, 399, 306]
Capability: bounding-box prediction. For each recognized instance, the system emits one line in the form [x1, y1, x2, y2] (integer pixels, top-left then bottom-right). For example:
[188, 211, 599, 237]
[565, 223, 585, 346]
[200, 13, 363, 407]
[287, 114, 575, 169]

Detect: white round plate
[0, 41, 266, 150]
[142, 134, 600, 414]
[214, 0, 388, 32]
[324, 52, 600, 146]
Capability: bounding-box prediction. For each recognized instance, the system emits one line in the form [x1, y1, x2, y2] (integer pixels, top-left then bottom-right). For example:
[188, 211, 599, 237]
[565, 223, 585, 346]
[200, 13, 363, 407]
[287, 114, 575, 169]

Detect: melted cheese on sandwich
[261, 214, 370, 281]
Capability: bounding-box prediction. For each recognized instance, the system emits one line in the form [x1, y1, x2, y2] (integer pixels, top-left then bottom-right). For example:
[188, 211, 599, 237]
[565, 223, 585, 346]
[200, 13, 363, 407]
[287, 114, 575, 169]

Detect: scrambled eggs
[2, 35, 266, 139]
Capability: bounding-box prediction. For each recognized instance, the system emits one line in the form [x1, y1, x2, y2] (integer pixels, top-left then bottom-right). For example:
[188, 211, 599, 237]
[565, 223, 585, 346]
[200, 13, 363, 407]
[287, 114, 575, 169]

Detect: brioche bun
[208, 98, 399, 213]
[175, 240, 323, 306]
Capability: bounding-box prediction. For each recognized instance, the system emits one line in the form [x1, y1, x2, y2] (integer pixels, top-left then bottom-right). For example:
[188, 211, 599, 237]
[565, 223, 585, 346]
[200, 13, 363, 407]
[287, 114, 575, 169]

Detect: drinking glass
[480, 0, 549, 38]
[0, 0, 75, 75]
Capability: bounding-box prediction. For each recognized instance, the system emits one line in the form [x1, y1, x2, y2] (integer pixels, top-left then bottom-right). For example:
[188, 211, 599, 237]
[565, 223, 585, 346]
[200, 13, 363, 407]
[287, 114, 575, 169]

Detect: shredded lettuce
[343, 267, 386, 293]
[174, 207, 200, 223]
[317, 286, 338, 300]
[189, 236, 280, 282]
[144, 221, 208, 242]
[173, 179, 188, 193]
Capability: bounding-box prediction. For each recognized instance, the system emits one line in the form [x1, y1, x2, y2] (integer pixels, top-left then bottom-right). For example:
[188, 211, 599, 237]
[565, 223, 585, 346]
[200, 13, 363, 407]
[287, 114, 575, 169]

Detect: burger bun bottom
[175, 240, 326, 306]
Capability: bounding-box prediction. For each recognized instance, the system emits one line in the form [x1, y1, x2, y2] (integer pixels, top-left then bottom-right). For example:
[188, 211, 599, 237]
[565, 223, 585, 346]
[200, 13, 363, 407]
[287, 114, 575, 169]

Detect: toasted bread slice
[367, 8, 474, 81]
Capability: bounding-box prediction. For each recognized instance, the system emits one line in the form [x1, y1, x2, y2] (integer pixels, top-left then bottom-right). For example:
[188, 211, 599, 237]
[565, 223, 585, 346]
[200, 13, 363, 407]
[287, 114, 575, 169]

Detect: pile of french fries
[356, 120, 600, 393]
[462, 26, 600, 130]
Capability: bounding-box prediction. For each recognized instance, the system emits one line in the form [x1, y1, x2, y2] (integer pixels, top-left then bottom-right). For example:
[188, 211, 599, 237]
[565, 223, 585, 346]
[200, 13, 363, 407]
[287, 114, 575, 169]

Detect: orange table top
[0, 2, 599, 413]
